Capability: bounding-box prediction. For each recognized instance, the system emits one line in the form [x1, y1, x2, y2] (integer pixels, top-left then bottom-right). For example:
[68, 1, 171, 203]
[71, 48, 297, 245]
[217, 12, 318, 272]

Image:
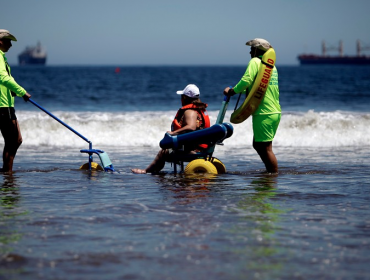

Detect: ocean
[1, 65, 370, 280]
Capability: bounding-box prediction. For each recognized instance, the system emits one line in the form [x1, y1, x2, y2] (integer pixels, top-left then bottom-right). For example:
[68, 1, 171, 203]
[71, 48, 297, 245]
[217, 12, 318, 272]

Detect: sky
[2, 0, 370, 66]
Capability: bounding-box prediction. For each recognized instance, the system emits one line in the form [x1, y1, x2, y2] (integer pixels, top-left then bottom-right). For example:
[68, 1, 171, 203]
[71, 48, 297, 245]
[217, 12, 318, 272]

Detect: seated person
[131, 84, 210, 174]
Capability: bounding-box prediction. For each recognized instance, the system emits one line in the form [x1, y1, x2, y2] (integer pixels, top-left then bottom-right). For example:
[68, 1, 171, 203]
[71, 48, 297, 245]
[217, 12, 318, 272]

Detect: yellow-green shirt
[0, 50, 26, 107]
[233, 57, 281, 116]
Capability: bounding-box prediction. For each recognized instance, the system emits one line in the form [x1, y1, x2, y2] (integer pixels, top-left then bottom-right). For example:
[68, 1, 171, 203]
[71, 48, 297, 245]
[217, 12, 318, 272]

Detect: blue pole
[215, 95, 231, 124]
[28, 99, 91, 144]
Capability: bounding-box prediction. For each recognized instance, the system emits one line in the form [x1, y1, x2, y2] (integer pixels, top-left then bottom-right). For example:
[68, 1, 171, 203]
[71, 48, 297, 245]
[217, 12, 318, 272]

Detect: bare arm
[168, 110, 198, 135]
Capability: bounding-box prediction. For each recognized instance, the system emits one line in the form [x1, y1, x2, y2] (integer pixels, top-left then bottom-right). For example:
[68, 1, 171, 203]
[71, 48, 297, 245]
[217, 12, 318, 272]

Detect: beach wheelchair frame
[163, 127, 232, 174]
[159, 96, 233, 175]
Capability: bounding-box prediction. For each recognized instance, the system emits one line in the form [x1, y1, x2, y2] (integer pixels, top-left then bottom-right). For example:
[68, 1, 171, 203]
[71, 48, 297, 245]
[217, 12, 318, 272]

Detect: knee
[253, 141, 264, 154]
[8, 138, 22, 151]
[157, 149, 167, 158]
[13, 136, 23, 149]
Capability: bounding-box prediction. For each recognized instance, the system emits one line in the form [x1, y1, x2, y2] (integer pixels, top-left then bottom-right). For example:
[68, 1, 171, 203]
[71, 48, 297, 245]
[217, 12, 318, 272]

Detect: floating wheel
[211, 158, 226, 174]
[184, 159, 218, 174]
[79, 162, 104, 171]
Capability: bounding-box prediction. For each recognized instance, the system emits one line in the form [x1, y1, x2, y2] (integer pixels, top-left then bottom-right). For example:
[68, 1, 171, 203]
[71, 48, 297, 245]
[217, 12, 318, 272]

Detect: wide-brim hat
[246, 38, 271, 51]
[0, 29, 17, 41]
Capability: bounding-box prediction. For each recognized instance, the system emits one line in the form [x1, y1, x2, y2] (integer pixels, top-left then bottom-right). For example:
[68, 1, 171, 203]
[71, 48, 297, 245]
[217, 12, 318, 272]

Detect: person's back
[252, 60, 280, 116]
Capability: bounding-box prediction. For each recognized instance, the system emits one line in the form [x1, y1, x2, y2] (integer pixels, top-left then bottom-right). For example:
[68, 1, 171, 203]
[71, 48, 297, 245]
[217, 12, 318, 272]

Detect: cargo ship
[298, 40, 370, 65]
[18, 42, 47, 65]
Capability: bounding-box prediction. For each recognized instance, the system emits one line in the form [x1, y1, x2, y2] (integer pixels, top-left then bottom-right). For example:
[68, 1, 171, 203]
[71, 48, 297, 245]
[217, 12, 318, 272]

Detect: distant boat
[18, 42, 47, 65]
[298, 40, 370, 65]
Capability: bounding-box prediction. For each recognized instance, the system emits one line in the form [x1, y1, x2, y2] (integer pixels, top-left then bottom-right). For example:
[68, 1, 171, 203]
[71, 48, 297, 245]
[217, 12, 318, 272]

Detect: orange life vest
[171, 103, 211, 149]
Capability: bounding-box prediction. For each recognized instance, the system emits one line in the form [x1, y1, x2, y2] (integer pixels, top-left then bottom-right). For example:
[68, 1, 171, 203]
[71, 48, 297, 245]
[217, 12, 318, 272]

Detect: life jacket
[171, 103, 211, 149]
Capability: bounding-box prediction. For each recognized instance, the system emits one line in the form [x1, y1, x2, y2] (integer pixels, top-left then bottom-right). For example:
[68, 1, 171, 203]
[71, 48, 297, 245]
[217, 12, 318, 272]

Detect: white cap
[176, 84, 200, 98]
[246, 38, 271, 51]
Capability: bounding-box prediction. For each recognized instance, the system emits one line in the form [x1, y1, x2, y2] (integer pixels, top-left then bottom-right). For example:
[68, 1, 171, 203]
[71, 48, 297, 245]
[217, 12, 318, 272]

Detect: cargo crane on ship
[298, 40, 370, 65]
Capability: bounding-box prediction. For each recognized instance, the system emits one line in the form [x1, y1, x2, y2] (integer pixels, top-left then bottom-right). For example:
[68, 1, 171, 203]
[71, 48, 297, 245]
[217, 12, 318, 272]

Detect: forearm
[233, 71, 254, 94]
[0, 76, 26, 97]
[170, 124, 196, 135]
[0, 56, 26, 97]
[233, 80, 249, 94]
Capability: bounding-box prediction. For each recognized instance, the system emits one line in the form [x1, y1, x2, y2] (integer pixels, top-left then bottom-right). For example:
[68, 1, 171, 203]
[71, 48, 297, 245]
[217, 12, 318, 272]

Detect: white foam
[275, 110, 370, 147]
[4, 109, 369, 148]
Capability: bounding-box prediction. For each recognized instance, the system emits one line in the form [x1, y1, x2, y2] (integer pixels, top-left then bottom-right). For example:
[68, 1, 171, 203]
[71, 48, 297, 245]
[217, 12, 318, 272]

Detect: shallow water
[1, 145, 369, 280]
[1, 65, 369, 279]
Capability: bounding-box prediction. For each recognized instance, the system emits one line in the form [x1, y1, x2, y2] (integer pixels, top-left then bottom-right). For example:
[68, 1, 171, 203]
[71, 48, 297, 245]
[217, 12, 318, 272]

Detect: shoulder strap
[5, 61, 10, 75]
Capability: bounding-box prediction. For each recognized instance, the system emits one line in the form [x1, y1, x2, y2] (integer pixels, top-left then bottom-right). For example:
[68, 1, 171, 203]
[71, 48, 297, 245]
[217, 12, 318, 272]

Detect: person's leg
[1, 120, 23, 172]
[252, 114, 280, 173]
[131, 149, 168, 174]
[253, 140, 278, 173]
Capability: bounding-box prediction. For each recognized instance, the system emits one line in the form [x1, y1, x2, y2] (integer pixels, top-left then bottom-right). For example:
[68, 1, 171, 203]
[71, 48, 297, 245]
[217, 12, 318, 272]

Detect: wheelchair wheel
[184, 159, 218, 174]
[79, 162, 104, 171]
[211, 158, 226, 174]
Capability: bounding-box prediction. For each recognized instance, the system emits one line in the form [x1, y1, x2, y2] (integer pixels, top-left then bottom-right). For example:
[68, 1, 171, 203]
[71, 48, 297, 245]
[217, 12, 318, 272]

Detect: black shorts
[0, 107, 17, 121]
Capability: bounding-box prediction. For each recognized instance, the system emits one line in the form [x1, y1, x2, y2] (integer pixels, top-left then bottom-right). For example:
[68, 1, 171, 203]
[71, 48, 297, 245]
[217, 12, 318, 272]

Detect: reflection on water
[154, 172, 288, 278]
[0, 175, 27, 277]
[1, 175, 20, 208]
[157, 173, 216, 205]
[233, 174, 287, 276]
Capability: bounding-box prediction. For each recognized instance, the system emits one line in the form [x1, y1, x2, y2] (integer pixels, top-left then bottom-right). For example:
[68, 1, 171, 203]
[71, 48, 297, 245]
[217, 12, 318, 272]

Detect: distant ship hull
[298, 55, 370, 65]
[18, 42, 47, 66]
[18, 55, 46, 65]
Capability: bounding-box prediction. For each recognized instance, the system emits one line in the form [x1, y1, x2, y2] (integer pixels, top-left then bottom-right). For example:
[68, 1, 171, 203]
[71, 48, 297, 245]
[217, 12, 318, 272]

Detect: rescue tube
[211, 158, 226, 174]
[184, 159, 218, 174]
[230, 48, 276, 124]
[160, 123, 233, 150]
[79, 162, 104, 171]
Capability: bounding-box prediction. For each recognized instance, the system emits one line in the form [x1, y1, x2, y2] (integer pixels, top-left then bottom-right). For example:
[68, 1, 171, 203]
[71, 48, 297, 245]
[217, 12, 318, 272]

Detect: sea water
[0, 65, 369, 280]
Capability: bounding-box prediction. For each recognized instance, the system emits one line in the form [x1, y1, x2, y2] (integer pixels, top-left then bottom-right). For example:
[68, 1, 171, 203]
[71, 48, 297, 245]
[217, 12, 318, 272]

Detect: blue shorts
[252, 114, 281, 142]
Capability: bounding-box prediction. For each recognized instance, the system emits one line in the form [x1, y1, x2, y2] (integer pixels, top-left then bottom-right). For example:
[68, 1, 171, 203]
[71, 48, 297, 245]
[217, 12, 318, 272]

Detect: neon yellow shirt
[0, 50, 26, 107]
[233, 57, 281, 116]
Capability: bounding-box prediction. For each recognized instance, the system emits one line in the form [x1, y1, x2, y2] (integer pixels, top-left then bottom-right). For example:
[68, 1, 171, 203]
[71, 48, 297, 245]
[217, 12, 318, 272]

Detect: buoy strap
[261, 60, 274, 69]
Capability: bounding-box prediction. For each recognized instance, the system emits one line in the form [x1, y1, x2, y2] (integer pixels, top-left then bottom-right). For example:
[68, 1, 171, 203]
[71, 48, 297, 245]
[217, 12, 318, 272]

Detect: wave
[7, 109, 370, 148]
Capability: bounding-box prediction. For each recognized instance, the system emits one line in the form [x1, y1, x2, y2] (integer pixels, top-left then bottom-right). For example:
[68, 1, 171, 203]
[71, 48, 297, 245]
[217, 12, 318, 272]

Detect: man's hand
[22, 92, 31, 102]
[223, 87, 235, 97]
